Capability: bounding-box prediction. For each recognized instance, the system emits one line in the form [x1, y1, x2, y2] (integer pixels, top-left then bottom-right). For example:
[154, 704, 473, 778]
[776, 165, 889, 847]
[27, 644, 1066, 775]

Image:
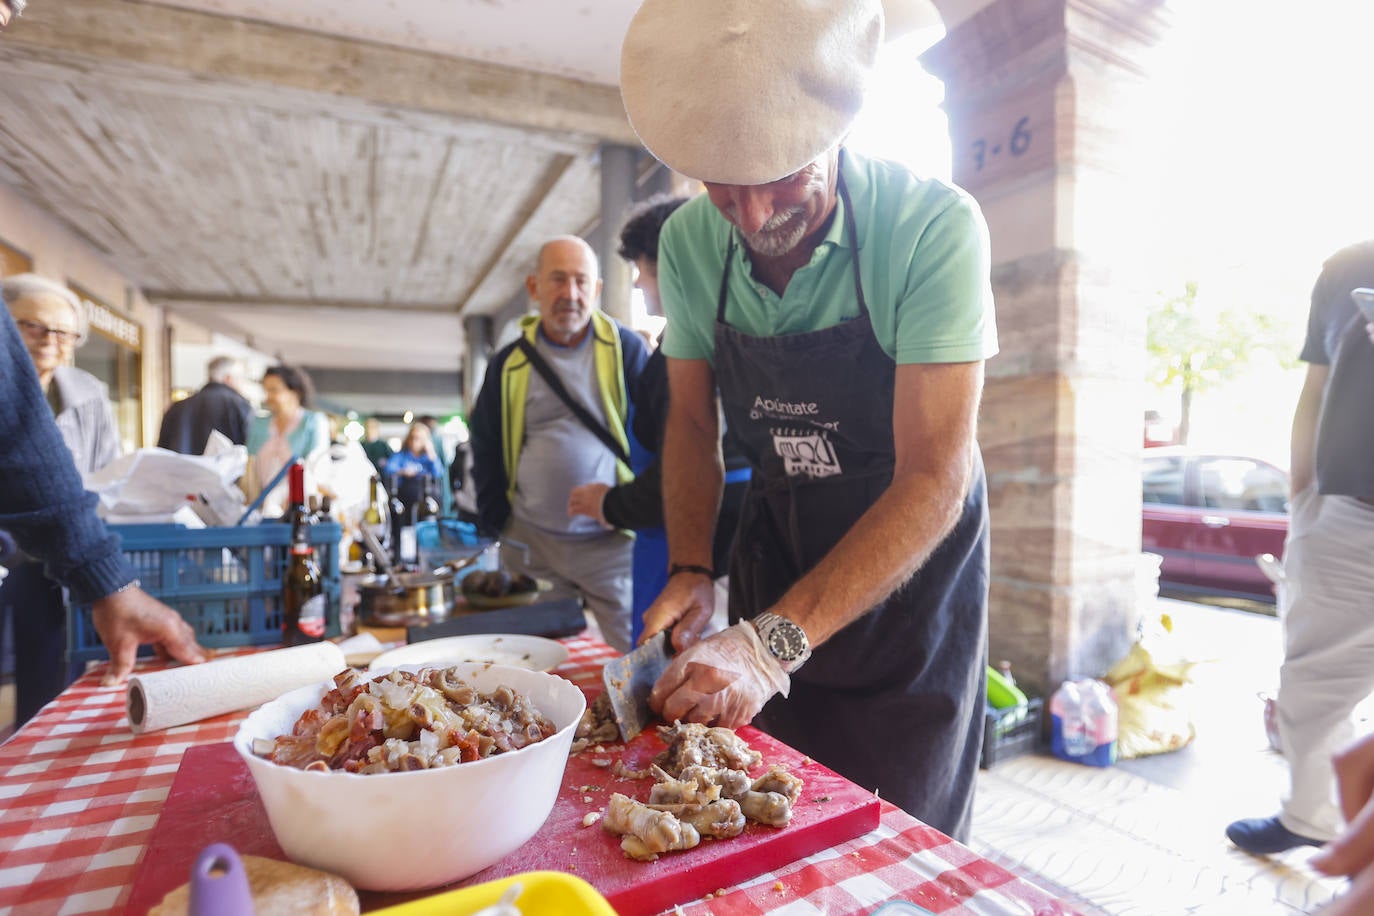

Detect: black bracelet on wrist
[668, 563, 714, 580]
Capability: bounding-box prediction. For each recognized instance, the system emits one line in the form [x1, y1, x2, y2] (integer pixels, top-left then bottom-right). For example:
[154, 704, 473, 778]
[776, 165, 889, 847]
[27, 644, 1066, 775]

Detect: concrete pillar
[922, 0, 1171, 696]
[462, 314, 494, 414]
[642, 162, 674, 199]
[598, 143, 639, 325]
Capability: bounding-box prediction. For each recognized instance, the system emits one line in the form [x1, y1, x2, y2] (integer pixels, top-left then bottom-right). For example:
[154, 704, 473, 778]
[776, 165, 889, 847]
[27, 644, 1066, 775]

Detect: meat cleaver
[601, 628, 675, 742]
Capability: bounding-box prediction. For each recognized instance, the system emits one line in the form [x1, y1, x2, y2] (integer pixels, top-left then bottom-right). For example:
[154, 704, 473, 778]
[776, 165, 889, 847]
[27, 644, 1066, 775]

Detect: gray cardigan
[51, 365, 121, 475]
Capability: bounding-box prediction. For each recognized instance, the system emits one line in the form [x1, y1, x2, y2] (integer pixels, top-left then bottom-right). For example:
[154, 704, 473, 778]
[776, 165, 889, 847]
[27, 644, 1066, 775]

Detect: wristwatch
[751, 612, 812, 674]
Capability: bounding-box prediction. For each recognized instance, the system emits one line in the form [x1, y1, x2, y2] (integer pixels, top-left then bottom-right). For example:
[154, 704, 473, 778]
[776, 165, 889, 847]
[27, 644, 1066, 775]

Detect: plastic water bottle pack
[1049, 678, 1119, 767]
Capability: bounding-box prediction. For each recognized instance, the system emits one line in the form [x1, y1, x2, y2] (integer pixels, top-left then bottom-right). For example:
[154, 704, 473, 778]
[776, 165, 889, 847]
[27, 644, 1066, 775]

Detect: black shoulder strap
[516, 336, 630, 466]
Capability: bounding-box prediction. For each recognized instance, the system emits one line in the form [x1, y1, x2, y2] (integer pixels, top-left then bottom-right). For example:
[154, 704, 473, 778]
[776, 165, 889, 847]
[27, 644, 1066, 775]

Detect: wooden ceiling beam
[147, 291, 459, 315]
[5, 0, 639, 148]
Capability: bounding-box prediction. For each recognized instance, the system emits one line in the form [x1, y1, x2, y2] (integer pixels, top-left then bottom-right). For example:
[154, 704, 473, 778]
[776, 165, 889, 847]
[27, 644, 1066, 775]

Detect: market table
[0, 635, 1076, 916]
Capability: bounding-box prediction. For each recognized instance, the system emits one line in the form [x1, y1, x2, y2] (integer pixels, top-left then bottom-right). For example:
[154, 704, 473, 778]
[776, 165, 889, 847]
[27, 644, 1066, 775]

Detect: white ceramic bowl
[232, 662, 586, 892]
[368, 634, 570, 674]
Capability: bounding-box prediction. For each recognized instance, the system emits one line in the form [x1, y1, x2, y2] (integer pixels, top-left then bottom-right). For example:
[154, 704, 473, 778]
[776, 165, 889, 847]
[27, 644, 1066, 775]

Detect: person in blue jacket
[0, 301, 205, 725]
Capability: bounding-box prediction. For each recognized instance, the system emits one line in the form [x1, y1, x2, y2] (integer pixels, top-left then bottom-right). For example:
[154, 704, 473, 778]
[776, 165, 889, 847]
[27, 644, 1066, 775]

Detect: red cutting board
[127, 711, 880, 915]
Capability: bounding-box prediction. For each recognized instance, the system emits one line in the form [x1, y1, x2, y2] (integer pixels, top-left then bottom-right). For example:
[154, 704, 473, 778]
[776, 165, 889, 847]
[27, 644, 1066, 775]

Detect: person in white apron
[620, 0, 998, 839]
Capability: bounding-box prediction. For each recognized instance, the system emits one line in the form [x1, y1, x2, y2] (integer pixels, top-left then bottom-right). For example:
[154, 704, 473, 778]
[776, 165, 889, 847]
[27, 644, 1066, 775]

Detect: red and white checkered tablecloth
[0, 636, 1076, 916]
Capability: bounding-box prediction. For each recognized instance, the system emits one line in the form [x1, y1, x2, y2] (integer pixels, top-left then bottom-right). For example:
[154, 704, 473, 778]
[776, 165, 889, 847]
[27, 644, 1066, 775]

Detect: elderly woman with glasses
[2, 274, 119, 475]
[1, 273, 122, 725]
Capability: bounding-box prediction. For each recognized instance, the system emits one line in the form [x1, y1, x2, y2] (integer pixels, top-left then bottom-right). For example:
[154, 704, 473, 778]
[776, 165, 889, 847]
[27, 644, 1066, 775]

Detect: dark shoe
[1226, 816, 1324, 855]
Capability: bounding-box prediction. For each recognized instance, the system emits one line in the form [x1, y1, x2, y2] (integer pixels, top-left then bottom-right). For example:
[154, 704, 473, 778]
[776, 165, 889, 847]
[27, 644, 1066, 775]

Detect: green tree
[1146, 281, 1298, 444]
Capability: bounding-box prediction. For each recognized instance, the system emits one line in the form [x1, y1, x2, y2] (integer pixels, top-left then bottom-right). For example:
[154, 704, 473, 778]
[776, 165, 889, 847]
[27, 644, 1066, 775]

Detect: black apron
[714, 168, 989, 841]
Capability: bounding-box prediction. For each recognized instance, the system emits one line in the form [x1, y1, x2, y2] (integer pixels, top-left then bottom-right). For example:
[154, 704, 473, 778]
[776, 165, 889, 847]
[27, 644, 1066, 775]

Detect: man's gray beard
[742, 207, 807, 258]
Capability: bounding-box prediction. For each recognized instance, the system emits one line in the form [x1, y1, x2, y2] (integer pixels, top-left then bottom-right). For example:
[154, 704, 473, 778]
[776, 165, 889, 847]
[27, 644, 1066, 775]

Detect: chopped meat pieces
[679, 764, 752, 800]
[261, 667, 554, 774]
[604, 793, 701, 860]
[751, 765, 804, 805]
[647, 765, 722, 806]
[676, 799, 746, 839]
[598, 723, 802, 861]
[738, 789, 793, 827]
[654, 722, 762, 776]
[571, 692, 621, 753]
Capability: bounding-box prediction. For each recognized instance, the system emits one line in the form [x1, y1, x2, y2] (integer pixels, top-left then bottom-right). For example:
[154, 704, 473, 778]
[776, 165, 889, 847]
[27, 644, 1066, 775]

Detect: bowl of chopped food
[232, 662, 586, 892]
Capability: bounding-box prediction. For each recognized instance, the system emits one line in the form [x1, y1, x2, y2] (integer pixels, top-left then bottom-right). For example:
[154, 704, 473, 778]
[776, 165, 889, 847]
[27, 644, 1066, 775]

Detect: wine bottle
[282, 461, 327, 645]
[390, 476, 418, 568]
[361, 476, 389, 571]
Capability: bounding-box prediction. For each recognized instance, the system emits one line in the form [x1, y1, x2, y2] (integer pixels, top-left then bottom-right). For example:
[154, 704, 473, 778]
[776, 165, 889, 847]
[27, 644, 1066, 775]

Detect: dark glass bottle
[282, 461, 326, 645]
[390, 475, 418, 568]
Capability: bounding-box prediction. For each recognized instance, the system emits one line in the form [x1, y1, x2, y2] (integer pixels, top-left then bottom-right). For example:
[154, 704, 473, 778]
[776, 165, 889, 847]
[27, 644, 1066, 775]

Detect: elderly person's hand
[91, 586, 207, 686]
[1312, 733, 1374, 914]
[567, 483, 611, 526]
[648, 622, 789, 728]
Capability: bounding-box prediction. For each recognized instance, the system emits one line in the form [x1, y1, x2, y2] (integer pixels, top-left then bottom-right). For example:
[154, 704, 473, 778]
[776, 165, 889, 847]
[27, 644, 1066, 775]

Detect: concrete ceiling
[0, 0, 957, 397]
[150, 0, 642, 86]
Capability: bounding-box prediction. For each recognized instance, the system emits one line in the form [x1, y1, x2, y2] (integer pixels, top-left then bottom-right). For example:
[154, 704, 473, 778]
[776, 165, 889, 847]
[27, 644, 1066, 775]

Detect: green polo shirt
[658, 149, 997, 366]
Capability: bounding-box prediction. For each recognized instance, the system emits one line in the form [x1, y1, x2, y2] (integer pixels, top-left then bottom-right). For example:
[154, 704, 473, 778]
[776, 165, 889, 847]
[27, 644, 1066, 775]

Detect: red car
[1141, 448, 1289, 601]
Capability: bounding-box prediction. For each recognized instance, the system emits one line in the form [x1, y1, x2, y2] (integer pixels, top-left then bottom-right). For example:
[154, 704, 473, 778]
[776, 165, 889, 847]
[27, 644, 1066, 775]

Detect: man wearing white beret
[628, 0, 997, 839]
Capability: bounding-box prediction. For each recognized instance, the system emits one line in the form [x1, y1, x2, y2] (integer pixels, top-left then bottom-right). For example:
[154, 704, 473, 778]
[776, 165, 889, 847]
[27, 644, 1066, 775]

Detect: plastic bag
[1103, 615, 1203, 759]
[83, 437, 247, 525]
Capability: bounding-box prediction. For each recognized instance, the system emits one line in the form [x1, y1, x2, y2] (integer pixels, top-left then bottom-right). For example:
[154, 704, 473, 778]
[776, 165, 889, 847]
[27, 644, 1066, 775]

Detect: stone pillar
[462, 314, 493, 413]
[642, 163, 701, 202]
[923, 0, 1171, 695]
[598, 143, 639, 325]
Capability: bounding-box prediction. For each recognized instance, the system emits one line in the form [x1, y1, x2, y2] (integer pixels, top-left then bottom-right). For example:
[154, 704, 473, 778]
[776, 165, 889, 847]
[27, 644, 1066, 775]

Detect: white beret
[620, 0, 883, 186]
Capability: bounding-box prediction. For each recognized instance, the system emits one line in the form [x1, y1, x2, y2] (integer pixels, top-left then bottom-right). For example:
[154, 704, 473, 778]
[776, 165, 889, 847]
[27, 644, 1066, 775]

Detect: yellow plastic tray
[370, 871, 617, 916]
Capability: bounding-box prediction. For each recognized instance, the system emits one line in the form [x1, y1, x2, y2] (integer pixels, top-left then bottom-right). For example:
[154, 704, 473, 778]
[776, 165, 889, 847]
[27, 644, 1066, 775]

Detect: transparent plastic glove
[649, 622, 790, 728]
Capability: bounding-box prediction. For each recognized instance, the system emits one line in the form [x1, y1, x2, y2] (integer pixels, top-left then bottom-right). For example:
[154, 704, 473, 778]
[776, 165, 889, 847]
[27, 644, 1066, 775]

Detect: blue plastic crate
[66, 522, 342, 679]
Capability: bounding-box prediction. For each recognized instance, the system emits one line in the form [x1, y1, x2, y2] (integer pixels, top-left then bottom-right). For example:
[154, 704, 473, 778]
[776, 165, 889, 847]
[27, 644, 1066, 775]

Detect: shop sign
[73, 284, 142, 351]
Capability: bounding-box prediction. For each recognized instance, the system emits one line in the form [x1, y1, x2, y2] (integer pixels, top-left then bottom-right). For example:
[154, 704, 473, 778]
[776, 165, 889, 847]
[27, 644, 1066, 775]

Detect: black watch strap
[668, 563, 713, 579]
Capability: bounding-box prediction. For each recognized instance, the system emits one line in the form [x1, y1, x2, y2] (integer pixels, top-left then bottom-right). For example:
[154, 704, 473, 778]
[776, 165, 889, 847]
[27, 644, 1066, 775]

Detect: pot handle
[433, 554, 483, 578]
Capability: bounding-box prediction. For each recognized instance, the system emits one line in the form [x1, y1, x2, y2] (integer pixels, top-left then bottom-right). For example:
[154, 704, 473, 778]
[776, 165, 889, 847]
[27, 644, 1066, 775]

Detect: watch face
[767, 621, 805, 661]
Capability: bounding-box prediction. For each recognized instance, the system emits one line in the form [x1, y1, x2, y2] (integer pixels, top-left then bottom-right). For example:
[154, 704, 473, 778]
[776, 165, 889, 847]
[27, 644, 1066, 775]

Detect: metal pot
[355, 526, 481, 626]
[357, 571, 456, 626]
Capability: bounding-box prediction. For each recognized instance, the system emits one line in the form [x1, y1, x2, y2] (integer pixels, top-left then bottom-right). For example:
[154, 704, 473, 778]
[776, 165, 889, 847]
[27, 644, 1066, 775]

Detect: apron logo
[772, 430, 843, 479]
[751, 395, 819, 421]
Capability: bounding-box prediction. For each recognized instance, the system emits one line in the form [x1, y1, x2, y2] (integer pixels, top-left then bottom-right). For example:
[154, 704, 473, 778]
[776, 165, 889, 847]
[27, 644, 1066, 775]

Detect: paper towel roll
[127, 642, 347, 734]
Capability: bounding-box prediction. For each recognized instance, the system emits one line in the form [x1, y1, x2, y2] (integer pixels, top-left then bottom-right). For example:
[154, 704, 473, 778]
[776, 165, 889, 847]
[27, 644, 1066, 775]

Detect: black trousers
[0, 563, 70, 726]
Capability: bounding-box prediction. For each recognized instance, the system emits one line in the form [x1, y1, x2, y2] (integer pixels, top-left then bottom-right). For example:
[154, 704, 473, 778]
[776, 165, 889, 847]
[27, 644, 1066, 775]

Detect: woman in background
[389, 422, 445, 482]
[246, 364, 330, 512]
[0, 273, 122, 724]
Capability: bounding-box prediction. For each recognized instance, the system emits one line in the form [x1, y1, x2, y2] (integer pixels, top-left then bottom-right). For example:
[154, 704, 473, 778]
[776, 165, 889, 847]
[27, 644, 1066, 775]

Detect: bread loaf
[150, 855, 359, 915]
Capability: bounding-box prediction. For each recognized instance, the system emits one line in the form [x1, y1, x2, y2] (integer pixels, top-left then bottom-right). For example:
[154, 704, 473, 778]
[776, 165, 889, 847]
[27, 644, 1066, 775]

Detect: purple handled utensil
[189, 843, 255, 916]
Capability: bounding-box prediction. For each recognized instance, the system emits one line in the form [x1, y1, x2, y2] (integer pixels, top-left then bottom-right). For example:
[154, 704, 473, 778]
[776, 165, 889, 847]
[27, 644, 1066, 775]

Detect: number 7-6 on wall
[970, 116, 1033, 172]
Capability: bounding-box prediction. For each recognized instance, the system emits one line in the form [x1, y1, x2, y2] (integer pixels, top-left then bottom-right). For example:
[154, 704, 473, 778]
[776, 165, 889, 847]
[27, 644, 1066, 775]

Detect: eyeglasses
[15, 319, 80, 345]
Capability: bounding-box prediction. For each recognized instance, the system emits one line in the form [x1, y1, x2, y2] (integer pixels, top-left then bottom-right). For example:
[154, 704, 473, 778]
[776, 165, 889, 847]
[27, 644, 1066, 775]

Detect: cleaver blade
[601, 629, 675, 743]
